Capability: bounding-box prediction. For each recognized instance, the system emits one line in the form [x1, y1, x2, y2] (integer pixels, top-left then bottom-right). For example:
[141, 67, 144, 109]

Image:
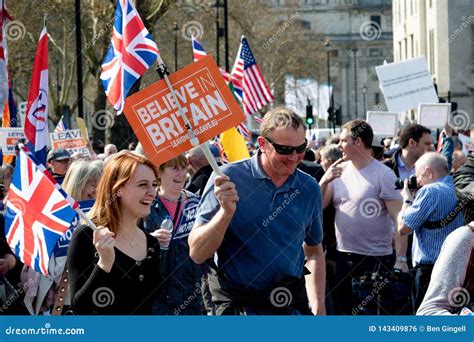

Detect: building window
[429, 29, 435, 74]
[404, 0, 407, 19]
[398, 41, 402, 61]
[404, 38, 407, 59]
[398, 0, 401, 23]
[410, 0, 413, 15]
[299, 20, 311, 30]
[410, 34, 414, 58]
[375, 93, 381, 105]
[369, 48, 383, 57]
[370, 15, 381, 27]
[429, 0, 432, 7]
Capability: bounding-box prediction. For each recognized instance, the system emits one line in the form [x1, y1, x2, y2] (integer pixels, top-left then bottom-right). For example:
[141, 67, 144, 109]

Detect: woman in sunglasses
[189, 107, 326, 315]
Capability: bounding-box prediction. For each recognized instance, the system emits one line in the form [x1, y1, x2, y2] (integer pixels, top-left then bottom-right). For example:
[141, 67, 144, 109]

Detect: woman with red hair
[67, 151, 161, 315]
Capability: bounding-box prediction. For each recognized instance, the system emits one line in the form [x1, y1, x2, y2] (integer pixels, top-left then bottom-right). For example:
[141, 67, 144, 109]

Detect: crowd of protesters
[0, 106, 472, 316]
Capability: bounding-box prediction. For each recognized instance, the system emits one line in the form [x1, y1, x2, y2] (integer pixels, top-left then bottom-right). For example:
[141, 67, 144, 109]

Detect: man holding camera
[398, 152, 464, 311]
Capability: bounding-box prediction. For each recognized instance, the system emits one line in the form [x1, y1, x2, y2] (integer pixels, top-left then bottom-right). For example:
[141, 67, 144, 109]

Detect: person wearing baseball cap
[47, 148, 72, 184]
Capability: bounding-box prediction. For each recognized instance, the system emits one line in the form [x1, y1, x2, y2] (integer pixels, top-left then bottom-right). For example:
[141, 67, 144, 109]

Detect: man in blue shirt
[398, 152, 464, 311]
[189, 107, 325, 315]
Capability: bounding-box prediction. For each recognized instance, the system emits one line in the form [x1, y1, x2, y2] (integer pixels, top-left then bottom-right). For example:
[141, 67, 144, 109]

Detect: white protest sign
[418, 103, 451, 129]
[50, 129, 91, 157]
[458, 133, 473, 155]
[366, 111, 399, 137]
[375, 57, 438, 112]
[0, 127, 25, 156]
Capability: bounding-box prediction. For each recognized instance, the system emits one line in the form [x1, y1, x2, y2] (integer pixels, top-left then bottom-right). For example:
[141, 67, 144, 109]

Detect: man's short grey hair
[320, 144, 341, 162]
[415, 152, 449, 175]
[260, 107, 305, 138]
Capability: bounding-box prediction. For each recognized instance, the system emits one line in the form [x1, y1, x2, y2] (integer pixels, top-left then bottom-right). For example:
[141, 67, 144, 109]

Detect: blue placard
[171, 196, 200, 243]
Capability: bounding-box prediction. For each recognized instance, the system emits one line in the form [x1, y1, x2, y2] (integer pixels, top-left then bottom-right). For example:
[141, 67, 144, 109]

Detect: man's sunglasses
[265, 137, 307, 155]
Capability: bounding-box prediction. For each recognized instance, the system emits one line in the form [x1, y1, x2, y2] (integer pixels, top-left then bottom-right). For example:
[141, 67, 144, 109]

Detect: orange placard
[123, 56, 245, 166]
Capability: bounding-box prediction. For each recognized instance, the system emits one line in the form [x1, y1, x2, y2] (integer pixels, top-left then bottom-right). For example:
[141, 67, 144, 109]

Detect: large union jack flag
[231, 36, 274, 116]
[4, 147, 78, 275]
[100, 0, 159, 114]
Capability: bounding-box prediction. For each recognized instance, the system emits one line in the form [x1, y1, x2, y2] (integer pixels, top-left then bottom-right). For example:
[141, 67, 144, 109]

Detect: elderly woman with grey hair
[319, 144, 342, 172]
[316, 144, 342, 314]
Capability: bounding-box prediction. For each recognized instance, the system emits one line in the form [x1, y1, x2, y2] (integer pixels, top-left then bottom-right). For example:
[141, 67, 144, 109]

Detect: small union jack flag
[191, 35, 230, 82]
[231, 36, 274, 116]
[4, 146, 78, 275]
[100, 0, 159, 114]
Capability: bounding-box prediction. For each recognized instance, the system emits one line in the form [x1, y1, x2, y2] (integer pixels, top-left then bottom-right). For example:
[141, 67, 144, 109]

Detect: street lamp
[362, 84, 367, 115]
[324, 40, 335, 132]
[173, 22, 179, 72]
[352, 48, 358, 118]
[212, 0, 229, 71]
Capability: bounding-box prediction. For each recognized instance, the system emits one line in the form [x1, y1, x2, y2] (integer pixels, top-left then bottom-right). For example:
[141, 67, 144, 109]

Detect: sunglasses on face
[265, 137, 307, 155]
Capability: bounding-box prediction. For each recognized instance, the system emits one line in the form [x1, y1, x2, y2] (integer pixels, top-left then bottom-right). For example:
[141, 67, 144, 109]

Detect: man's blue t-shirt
[194, 152, 323, 291]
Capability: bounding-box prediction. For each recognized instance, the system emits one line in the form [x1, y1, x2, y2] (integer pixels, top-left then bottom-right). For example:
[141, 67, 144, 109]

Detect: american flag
[100, 0, 159, 114]
[54, 115, 68, 133]
[4, 146, 78, 275]
[191, 35, 230, 82]
[231, 36, 274, 115]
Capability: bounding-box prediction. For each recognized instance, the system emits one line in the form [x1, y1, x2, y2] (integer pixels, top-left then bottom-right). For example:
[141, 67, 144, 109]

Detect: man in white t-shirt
[319, 120, 403, 315]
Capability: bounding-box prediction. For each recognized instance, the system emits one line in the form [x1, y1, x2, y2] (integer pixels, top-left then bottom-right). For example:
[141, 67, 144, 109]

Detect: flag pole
[155, 55, 222, 176]
[75, 207, 100, 232]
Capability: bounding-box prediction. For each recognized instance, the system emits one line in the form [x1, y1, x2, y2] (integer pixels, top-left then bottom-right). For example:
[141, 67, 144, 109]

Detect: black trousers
[334, 251, 394, 315]
[412, 265, 434, 312]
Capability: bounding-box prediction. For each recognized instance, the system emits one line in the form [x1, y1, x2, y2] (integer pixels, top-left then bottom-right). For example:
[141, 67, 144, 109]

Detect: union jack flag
[4, 146, 78, 275]
[100, 0, 159, 114]
[231, 36, 274, 115]
[191, 35, 230, 82]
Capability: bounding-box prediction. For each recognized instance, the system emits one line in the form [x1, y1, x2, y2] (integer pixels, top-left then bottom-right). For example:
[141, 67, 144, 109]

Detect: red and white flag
[24, 27, 49, 165]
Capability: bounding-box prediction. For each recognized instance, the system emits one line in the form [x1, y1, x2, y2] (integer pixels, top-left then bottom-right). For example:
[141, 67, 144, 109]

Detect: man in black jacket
[454, 125, 474, 224]
[383, 124, 432, 178]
